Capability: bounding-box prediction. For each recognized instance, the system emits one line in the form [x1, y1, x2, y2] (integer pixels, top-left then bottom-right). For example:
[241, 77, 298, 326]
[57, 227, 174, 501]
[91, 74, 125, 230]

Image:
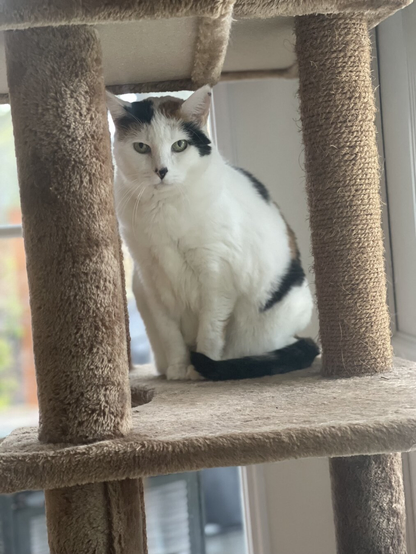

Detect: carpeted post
[295, 14, 407, 554]
[330, 454, 406, 553]
[5, 25, 147, 553]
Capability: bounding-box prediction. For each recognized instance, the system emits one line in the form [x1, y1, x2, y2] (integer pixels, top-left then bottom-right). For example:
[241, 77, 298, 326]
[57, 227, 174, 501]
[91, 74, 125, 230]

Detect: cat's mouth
[155, 180, 171, 188]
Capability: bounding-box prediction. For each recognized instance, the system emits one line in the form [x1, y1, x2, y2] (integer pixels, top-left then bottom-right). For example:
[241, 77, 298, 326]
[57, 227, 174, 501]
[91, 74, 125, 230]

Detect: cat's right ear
[181, 85, 211, 127]
[106, 91, 131, 121]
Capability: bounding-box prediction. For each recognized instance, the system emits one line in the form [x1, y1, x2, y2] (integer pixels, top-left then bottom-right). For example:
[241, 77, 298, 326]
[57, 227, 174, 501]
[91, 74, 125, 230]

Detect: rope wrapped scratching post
[295, 14, 406, 553]
[296, 14, 391, 378]
[5, 25, 147, 553]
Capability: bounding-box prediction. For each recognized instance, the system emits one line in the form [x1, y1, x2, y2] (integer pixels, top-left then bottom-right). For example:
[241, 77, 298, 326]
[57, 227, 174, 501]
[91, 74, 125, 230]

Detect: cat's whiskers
[131, 194, 141, 228]
[123, 173, 143, 180]
[116, 187, 135, 215]
[125, 174, 146, 185]
[133, 186, 148, 226]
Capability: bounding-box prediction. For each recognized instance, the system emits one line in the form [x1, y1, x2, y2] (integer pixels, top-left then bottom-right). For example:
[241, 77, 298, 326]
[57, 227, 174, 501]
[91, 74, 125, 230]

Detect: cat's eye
[133, 142, 151, 154]
[172, 140, 188, 153]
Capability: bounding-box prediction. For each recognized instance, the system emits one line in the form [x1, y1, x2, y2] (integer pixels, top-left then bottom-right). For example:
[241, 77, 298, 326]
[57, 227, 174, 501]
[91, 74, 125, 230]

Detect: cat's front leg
[150, 309, 192, 380]
[133, 270, 190, 379]
[133, 270, 168, 374]
[197, 293, 236, 360]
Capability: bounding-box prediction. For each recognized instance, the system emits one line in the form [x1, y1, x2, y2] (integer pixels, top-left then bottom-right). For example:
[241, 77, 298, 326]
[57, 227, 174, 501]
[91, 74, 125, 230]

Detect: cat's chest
[125, 213, 204, 308]
[153, 240, 202, 312]
[133, 203, 206, 255]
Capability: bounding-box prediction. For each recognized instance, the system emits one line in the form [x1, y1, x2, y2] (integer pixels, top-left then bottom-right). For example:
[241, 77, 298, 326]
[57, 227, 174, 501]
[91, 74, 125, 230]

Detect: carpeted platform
[1, 357, 415, 494]
[0, 0, 411, 99]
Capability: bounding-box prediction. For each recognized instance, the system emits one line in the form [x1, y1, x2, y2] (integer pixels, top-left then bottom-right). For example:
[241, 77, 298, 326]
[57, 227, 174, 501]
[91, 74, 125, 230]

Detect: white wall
[213, 79, 318, 340]
[213, 79, 336, 554]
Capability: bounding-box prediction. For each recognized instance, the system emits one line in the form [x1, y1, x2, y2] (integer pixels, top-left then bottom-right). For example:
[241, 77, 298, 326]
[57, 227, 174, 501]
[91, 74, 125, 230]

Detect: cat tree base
[1, 357, 416, 494]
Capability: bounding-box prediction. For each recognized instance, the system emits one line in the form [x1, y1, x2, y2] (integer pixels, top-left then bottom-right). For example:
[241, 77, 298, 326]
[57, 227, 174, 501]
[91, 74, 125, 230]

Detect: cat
[107, 86, 319, 381]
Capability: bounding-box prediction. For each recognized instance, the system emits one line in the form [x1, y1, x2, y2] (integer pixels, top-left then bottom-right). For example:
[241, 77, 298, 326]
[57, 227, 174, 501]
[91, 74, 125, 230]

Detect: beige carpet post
[5, 25, 147, 553]
[295, 14, 406, 553]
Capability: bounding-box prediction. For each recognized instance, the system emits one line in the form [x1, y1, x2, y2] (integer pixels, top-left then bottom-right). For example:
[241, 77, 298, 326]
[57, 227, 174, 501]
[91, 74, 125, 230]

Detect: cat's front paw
[186, 365, 204, 381]
[166, 364, 189, 381]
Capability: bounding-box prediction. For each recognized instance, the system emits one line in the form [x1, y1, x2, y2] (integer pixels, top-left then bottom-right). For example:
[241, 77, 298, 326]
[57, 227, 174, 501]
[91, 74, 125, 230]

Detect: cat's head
[107, 86, 212, 191]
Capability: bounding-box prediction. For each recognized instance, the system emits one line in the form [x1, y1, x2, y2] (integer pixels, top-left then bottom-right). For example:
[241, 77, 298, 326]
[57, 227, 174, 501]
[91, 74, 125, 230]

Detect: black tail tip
[296, 337, 320, 364]
[279, 337, 319, 370]
[191, 338, 320, 382]
[190, 351, 222, 381]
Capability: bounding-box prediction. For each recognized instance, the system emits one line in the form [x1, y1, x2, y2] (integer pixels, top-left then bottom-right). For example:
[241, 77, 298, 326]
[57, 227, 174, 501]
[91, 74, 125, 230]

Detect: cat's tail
[191, 338, 319, 381]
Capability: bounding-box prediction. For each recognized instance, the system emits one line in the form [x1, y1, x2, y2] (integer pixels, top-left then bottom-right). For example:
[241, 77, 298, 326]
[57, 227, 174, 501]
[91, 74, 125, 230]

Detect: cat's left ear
[181, 85, 211, 126]
[106, 91, 131, 121]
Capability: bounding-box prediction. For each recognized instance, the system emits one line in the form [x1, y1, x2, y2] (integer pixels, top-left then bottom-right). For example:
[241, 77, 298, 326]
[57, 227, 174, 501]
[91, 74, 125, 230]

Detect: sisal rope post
[6, 25, 147, 553]
[295, 14, 406, 553]
[296, 13, 391, 379]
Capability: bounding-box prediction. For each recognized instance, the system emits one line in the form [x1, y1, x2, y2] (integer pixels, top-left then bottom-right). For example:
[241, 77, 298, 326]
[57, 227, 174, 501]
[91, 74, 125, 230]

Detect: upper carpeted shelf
[0, 0, 411, 99]
[1, 357, 416, 495]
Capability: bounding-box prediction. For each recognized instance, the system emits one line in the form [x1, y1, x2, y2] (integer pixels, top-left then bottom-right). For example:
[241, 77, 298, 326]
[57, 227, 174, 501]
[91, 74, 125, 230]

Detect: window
[377, 3, 416, 359]
[377, 4, 416, 553]
[0, 104, 37, 437]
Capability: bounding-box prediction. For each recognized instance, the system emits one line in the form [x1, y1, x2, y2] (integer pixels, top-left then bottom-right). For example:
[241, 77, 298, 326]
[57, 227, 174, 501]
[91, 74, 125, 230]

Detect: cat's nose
[155, 167, 168, 180]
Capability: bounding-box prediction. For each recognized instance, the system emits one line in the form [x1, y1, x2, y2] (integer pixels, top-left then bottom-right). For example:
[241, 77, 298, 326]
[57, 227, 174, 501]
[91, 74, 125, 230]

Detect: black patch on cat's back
[262, 257, 305, 312]
[182, 122, 211, 156]
[236, 167, 271, 203]
[116, 100, 154, 132]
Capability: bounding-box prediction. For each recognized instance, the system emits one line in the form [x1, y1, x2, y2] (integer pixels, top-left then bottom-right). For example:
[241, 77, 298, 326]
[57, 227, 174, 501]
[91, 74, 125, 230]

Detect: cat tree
[0, 1, 415, 552]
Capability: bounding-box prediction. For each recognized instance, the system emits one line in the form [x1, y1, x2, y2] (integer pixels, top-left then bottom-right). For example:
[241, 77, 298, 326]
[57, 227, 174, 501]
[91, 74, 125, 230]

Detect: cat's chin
[153, 181, 184, 193]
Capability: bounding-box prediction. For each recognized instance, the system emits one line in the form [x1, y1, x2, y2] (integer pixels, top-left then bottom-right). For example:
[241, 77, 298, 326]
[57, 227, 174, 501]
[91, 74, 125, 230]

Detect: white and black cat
[107, 86, 319, 381]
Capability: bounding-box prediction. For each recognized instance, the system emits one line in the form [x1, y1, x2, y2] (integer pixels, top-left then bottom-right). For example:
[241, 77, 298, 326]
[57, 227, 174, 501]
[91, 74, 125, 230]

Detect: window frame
[377, 5, 416, 356]
[368, 10, 416, 553]
[0, 225, 22, 238]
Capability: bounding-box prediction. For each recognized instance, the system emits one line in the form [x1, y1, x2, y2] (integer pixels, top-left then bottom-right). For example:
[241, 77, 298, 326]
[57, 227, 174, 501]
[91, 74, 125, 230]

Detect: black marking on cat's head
[127, 100, 154, 124]
[235, 167, 271, 203]
[115, 100, 154, 135]
[182, 122, 211, 157]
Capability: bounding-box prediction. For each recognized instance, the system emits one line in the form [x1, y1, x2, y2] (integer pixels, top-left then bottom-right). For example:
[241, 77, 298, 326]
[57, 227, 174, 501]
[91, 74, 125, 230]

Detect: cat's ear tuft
[106, 91, 131, 121]
[181, 85, 211, 126]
